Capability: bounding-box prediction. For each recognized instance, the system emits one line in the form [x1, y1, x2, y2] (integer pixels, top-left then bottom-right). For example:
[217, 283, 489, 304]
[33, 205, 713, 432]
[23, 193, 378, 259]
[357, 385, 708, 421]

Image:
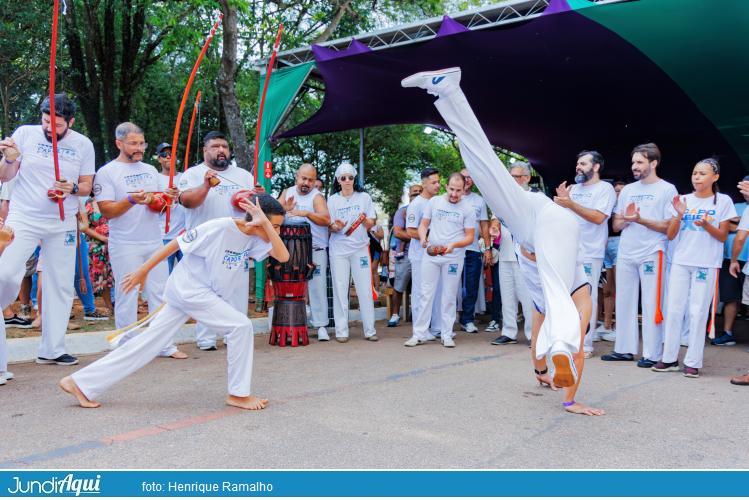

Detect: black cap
[155, 143, 172, 154]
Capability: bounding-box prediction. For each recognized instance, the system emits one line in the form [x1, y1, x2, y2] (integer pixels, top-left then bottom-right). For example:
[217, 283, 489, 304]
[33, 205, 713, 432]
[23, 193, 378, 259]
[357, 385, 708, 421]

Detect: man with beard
[278, 164, 331, 340]
[553, 151, 616, 358]
[0, 94, 94, 367]
[601, 143, 677, 367]
[458, 168, 490, 334]
[178, 131, 254, 350]
[405, 172, 475, 348]
[94, 123, 186, 359]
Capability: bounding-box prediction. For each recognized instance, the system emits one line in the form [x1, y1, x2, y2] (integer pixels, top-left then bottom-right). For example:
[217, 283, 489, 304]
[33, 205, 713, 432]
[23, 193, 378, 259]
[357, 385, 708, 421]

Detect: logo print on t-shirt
[223, 250, 250, 270]
[643, 261, 655, 275]
[182, 229, 198, 243]
[407, 214, 416, 223]
[583, 262, 592, 276]
[92, 183, 102, 196]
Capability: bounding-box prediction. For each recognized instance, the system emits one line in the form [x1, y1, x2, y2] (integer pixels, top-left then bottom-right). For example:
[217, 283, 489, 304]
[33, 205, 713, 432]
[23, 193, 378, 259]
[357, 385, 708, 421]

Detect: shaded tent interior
[274, 0, 749, 196]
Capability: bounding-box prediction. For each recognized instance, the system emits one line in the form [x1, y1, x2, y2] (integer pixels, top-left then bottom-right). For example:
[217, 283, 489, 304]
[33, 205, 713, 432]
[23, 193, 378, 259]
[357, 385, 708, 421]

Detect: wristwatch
[71, 182, 79, 195]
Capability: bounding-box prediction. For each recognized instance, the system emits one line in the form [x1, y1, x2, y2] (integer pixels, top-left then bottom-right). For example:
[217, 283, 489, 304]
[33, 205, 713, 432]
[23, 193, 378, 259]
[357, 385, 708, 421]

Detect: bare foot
[536, 373, 558, 390]
[564, 402, 605, 416]
[59, 376, 100, 408]
[170, 350, 189, 359]
[226, 395, 269, 410]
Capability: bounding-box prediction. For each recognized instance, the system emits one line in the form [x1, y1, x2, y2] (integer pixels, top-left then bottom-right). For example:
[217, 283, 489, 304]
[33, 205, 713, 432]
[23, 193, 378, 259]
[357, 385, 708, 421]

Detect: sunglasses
[158, 152, 171, 158]
[339, 175, 355, 181]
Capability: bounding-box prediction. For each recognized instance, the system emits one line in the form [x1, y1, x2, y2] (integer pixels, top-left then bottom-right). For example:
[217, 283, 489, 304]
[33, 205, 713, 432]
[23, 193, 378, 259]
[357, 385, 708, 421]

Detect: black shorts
[719, 258, 744, 303]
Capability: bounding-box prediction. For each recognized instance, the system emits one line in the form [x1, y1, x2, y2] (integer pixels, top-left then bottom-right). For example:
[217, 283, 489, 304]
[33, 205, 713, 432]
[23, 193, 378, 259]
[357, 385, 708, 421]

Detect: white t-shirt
[569, 180, 617, 260]
[166, 217, 271, 305]
[423, 195, 476, 258]
[9, 125, 95, 219]
[94, 160, 162, 245]
[462, 192, 488, 252]
[177, 163, 253, 230]
[498, 223, 518, 262]
[616, 179, 678, 261]
[671, 193, 736, 268]
[0, 178, 15, 201]
[327, 191, 375, 257]
[284, 186, 329, 249]
[406, 194, 430, 261]
[157, 172, 185, 240]
[737, 210, 749, 275]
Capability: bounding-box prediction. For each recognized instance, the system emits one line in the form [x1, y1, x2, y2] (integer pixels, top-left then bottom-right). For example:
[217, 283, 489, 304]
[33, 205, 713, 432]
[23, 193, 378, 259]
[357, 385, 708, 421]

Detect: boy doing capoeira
[60, 194, 289, 410]
[402, 68, 603, 415]
[405, 172, 475, 348]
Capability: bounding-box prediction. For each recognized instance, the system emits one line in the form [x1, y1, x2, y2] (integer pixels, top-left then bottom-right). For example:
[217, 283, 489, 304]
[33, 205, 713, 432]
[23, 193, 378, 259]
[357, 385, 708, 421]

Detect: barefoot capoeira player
[406, 167, 443, 339]
[59, 194, 289, 409]
[653, 159, 735, 377]
[553, 151, 617, 357]
[0, 94, 95, 367]
[601, 143, 677, 368]
[178, 131, 256, 351]
[404, 172, 475, 348]
[402, 68, 600, 413]
[94, 122, 186, 359]
[278, 164, 331, 341]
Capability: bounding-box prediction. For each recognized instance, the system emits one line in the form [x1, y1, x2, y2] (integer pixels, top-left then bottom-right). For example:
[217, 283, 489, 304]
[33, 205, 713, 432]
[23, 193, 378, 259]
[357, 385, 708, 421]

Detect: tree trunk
[217, 0, 252, 174]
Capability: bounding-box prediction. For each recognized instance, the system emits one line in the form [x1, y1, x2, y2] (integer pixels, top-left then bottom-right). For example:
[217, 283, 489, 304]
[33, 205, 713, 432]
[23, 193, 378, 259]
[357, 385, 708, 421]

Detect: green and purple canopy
[279, 0, 749, 193]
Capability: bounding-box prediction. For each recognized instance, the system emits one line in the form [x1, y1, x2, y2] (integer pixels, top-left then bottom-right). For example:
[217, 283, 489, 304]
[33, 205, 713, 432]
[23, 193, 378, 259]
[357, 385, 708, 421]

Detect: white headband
[335, 162, 357, 180]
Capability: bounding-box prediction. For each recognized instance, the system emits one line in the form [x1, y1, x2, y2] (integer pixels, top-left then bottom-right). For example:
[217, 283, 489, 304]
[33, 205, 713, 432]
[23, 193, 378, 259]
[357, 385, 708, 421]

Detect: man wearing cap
[279, 163, 331, 341]
[154, 142, 185, 273]
[94, 122, 186, 359]
[178, 131, 255, 351]
[0, 93, 94, 367]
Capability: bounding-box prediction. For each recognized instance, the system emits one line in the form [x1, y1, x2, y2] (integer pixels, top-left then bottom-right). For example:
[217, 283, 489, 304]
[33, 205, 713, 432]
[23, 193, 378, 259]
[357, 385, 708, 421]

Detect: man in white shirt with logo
[278, 164, 331, 340]
[178, 131, 255, 350]
[94, 123, 186, 359]
[554, 151, 616, 358]
[601, 143, 677, 368]
[405, 173, 475, 348]
[0, 94, 94, 367]
[458, 168, 490, 333]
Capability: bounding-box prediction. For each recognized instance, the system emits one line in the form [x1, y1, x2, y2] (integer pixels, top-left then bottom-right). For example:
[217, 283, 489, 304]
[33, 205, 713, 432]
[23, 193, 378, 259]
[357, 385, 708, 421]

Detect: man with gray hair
[94, 122, 186, 359]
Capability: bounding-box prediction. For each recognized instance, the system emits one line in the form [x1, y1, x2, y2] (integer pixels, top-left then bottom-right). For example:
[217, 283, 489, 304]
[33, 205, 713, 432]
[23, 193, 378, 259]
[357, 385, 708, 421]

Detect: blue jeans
[460, 250, 483, 325]
[164, 239, 183, 273]
[74, 234, 96, 314]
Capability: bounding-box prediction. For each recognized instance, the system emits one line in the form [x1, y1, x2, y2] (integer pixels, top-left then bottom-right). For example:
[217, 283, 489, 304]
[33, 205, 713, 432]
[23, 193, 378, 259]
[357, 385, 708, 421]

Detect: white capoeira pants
[72, 288, 255, 400]
[309, 248, 329, 328]
[410, 256, 442, 334]
[664, 262, 690, 345]
[662, 264, 717, 369]
[329, 247, 375, 339]
[433, 88, 581, 357]
[109, 242, 176, 356]
[580, 258, 603, 353]
[195, 279, 249, 349]
[614, 253, 665, 361]
[0, 213, 76, 359]
[413, 255, 464, 341]
[498, 260, 534, 341]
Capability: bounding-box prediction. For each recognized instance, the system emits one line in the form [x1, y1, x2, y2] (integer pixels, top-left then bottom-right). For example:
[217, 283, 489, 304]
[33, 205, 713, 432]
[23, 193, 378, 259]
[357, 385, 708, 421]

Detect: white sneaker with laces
[317, 327, 330, 341]
[600, 329, 616, 342]
[404, 337, 425, 347]
[462, 322, 478, 334]
[388, 314, 400, 327]
[442, 336, 456, 348]
[401, 67, 462, 97]
[485, 320, 500, 332]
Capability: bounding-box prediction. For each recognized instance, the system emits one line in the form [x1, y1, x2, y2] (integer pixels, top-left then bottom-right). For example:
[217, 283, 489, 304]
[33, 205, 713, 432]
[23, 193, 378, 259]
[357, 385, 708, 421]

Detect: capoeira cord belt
[104, 303, 166, 346]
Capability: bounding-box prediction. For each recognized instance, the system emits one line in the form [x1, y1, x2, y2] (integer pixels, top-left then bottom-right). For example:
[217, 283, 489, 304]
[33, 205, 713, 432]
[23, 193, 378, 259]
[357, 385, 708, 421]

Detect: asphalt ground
[2, 321, 748, 469]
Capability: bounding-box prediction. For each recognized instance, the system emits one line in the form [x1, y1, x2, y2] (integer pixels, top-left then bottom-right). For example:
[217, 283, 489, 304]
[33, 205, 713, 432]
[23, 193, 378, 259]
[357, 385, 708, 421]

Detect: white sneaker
[601, 329, 616, 342]
[404, 337, 425, 347]
[485, 320, 500, 332]
[401, 67, 461, 97]
[442, 336, 455, 348]
[0, 371, 12, 385]
[317, 327, 330, 342]
[590, 329, 602, 342]
[462, 322, 478, 334]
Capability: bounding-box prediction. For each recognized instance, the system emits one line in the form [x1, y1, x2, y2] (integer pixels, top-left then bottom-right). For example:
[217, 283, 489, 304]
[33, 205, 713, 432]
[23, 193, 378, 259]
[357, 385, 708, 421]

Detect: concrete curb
[7, 307, 388, 364]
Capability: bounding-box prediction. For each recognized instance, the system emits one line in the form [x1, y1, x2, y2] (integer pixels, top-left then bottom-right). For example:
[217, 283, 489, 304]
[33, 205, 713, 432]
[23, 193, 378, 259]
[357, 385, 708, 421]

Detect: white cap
[335, 162, 357, 180]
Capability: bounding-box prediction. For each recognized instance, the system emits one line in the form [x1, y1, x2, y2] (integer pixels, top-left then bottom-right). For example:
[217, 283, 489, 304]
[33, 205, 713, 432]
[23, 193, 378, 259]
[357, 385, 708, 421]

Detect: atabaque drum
[269, 300, 309, 346]
[268, 222, 314, 283]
